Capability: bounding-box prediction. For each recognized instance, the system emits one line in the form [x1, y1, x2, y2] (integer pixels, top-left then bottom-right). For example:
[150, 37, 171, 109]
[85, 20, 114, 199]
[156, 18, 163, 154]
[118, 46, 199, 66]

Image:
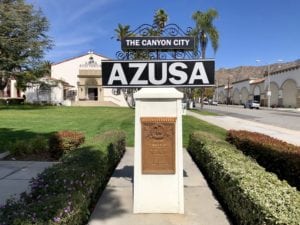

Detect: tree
[191, 9, 219, 109]
[114, 23, 132, 41]
[0, 0, 52, 96]
[15, 60, 52, 91]
[192, 9, 219, 58]
[153, 9, 168, 35]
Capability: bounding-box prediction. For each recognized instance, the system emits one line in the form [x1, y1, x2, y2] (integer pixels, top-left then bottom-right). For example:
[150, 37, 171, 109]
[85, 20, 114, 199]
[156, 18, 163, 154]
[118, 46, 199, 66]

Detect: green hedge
[188, 131, 300, 225]
[226, 130, 300, 189]
[0, 130, 126, 225]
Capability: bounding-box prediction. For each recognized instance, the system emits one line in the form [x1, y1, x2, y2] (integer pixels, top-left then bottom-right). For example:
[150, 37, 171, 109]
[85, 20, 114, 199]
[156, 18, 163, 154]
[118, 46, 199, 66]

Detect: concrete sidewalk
[187, 110, 300, 146]
[0, 161, 55, 205]
[88, 148, 231, 225]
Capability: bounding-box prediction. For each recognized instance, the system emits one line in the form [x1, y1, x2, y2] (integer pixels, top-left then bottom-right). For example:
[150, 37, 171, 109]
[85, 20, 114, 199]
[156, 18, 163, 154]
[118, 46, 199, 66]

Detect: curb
[0, 151, 10, 159]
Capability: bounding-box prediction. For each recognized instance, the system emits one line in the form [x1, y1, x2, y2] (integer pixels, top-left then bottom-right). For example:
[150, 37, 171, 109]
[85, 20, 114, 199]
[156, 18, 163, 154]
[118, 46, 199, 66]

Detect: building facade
[215, 66, 300, 108]
[51, 52, 128, 107]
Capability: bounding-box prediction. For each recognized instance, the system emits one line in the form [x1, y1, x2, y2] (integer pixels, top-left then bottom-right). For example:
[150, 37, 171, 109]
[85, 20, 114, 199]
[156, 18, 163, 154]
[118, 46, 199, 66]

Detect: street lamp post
[256, 59, 283, 108]
[227, 76, 230, 105]
[267, 64, 271, 108]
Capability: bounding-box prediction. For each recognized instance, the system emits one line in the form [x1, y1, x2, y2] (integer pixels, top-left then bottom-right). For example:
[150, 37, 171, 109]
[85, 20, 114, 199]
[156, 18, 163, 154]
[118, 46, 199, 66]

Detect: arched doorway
[85, 78, 98, 101]
[253, 85, 261, 102]
[282, 79, 297, 107]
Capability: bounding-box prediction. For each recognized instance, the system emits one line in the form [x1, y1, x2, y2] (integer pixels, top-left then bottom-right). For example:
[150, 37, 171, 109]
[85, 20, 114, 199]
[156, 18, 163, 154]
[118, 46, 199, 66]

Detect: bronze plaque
[141, 117, 176, 174]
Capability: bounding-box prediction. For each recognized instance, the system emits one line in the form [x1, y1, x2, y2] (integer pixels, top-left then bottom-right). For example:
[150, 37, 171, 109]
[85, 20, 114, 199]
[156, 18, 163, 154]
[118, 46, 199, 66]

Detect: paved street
[198, 104, 300, 131]
[187, 110, 300, 146]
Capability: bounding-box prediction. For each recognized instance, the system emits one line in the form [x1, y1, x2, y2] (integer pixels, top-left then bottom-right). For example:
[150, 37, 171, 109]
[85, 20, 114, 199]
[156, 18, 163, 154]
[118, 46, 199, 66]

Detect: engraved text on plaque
[141, 117, 176, 174]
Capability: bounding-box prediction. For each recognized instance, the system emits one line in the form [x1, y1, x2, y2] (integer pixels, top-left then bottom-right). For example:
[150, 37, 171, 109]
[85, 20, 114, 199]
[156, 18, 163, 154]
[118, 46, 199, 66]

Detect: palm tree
[114, 23, 132, 41]
[192, 9, 219, 58]
[191, 9, 219, 109]
[153, 9, 168, 35]
[40, 60, 52, 77]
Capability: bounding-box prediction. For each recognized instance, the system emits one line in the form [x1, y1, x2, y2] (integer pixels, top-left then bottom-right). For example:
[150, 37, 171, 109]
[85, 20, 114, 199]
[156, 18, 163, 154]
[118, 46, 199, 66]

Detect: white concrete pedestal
[133, 88, 184, 214]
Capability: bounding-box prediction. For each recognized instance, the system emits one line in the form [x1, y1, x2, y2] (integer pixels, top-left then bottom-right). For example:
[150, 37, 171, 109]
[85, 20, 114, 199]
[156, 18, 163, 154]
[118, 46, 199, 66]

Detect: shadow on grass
[0, 105, 55, 111]
[0, 128, 53, 152]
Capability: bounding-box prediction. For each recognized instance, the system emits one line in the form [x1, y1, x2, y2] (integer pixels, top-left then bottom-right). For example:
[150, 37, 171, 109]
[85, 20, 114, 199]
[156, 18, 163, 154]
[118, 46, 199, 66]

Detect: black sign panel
[102, 59, 215, 88]
[121, 37, 195, 51]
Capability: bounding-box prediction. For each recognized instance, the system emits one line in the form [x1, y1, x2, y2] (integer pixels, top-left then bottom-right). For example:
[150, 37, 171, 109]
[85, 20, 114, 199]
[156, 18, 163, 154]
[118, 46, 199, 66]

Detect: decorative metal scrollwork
[116, 23, 197, 61]
[115, 23, 199, 107]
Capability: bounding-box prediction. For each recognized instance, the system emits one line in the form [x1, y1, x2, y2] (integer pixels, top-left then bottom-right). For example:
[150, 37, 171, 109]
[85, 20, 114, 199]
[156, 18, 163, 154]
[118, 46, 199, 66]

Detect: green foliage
[188, 131, 300, 225]
[9, 135, 48, 156]
[153, 9, 168, 34]
[0, 130, 126, 225]
[191, 8, 219, 58]
[49, 131, 85, 159]
[190, 109, 219, 116]
[226, 130, 300, 189]
[0, 0, 52, 91]
[5, 98, 25, 105]
[183, 115, 226, 147]
[114, 23, 132, 41]
[0, 99, 7, 105]
[0, 106, 135, 152]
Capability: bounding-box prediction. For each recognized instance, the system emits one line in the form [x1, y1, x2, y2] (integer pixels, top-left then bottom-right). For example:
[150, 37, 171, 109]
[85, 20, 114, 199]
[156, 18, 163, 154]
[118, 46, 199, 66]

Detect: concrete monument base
[133, 88, 184, 214]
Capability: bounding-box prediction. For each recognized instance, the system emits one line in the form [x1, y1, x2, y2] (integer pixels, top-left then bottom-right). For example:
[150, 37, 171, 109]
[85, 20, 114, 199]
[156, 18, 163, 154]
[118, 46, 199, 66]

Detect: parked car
[244, 100, 260, 109]
[211, 100, 218, 106]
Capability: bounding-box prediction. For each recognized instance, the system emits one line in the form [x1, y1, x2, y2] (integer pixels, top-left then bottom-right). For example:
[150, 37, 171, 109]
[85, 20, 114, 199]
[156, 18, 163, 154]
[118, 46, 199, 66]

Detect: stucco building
[215, 65, 300, 108]
[25, 51, 128, 107]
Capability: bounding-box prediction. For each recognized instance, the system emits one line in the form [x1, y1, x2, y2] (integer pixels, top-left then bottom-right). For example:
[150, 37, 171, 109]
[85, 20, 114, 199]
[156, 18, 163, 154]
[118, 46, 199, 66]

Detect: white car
[244, 100, 260, 109]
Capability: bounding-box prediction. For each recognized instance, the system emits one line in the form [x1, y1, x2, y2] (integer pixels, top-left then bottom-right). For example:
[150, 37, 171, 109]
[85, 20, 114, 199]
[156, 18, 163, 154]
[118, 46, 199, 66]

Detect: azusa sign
[102, 59, 215, 88]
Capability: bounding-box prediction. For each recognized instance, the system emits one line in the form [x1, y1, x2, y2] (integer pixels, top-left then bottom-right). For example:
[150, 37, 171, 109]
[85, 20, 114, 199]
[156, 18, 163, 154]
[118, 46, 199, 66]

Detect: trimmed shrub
[92, 130, 126, 171]
[0, 130, 126, 225]
[188, 131, 300, 225]
[49, 131, 85, 159]
[0, 99, 7, 105]
[226, 130, 300, 189]
[9, 136, 49, 156]
[7, 98, 24, 105]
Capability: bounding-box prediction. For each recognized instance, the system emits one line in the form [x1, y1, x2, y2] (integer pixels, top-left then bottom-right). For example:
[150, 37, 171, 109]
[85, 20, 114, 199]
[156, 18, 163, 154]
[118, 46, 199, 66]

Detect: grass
[0, 106, 135, 152]
[0, 105, 226, 153]
[190, 109, 220, 116]
[183, 115, 226, 146]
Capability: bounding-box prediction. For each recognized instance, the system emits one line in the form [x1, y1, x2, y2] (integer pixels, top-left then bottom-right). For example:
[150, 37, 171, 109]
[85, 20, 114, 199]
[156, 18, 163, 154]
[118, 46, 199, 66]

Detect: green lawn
[0, 105, 226, 152]
[190, 109, 220, 116]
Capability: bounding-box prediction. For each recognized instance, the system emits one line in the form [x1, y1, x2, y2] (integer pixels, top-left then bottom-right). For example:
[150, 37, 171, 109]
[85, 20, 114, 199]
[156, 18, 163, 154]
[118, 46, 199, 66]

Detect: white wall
[51, 53, 108, 88]
[25, 83, 64, 104]
[103, 89, 128, 107]
[51, 52, 129, 107]
[269, 67, 300, 89]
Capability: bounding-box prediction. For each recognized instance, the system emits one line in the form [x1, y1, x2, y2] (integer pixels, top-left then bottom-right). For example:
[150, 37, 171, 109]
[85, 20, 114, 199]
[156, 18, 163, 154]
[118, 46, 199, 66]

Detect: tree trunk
[0, 77, 8, 96]
[199, 45, 206, 110]
[200, 88, 204, 110]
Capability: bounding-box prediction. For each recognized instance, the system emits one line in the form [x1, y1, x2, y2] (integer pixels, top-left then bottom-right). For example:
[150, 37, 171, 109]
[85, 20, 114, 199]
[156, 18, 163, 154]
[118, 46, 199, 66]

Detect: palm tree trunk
[200, 45, 206, 110]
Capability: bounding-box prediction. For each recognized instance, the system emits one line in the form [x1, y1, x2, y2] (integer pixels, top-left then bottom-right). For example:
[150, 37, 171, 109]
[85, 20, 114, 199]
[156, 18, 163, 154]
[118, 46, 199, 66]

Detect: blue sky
[28, 0, 300, 69]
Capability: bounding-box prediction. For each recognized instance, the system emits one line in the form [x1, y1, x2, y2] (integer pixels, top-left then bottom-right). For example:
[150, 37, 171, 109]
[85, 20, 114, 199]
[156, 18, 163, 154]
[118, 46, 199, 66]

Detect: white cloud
[67, 0, 113, 24]
[55, 36, 95, 47]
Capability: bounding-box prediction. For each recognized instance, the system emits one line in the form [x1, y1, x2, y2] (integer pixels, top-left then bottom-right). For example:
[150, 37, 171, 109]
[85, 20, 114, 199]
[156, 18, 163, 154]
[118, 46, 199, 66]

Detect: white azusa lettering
[105, 61, 212, 86]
